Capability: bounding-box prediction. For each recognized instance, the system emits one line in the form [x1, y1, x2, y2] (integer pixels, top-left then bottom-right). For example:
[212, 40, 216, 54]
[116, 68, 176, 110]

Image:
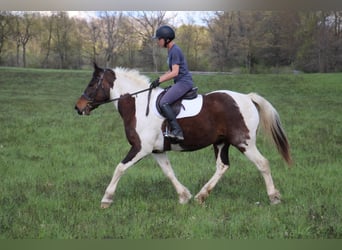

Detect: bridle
[82, 69, 153, 115]
[81, 69, 110, 110]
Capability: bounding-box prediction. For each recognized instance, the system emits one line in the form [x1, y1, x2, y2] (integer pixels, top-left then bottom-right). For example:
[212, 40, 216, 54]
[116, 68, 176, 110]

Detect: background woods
[0, 11, 341, 73]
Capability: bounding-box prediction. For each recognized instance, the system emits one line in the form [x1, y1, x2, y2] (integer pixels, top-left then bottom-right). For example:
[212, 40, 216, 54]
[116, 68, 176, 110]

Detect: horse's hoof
[270, 198, 281, 205]
[179, 190, 192, 204]
[269, 191, 281, 205]
[100, 202, 111, 209]
[194, 194, 206, 205]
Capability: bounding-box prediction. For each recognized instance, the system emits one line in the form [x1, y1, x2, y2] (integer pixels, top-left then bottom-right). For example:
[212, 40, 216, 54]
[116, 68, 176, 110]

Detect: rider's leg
[160, 103, 184, 141]
[159, 83, 192, 141]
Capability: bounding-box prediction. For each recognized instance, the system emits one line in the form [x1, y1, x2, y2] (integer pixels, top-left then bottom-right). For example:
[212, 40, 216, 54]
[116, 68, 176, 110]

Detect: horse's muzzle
[75, 105, 84, 115]
[75, 98, 91, 116]
[76, 104, 93, 115]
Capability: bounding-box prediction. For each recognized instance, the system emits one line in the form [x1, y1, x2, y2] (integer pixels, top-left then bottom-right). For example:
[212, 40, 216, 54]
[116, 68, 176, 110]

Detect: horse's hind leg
[195, 143, 229, 204]
[243, 143, 281, 205]
[152, 153, 192, 204]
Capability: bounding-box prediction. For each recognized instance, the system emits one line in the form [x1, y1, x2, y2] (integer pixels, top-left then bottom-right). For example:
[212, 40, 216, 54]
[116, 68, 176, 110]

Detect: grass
[0, 67, 341, 239]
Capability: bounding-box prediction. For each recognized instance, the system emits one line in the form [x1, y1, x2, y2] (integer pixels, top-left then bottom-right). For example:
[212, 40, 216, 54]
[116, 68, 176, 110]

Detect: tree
[128, 11, 171, 71]
[206, 11, 257, 72]
[294, 11, 337, 73]
[40, 14, 54, 68]
[53, 12, 74, 68]
[256, 11, 301, 70]
[99, 11, 127, 68]
[0, 11, 342, 73]
[0, 12, 11, 65]
[206, 11, 303, 73]
[331, 11, 342, 71]
[234, 11, 263, 73]
[176, 23, 210, 71]
[13, 12, 36, 67]
[118, 17, 139, 67]
[206, 12, 235, 71]
[88, 19, 101, 63]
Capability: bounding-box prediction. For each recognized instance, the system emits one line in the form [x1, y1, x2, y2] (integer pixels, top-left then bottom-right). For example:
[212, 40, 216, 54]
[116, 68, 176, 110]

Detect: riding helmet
[154, 25, 175, 41]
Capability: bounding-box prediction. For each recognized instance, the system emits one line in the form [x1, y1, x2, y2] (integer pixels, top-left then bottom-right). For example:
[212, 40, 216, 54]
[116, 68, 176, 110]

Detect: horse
[75, 63, 292, 209]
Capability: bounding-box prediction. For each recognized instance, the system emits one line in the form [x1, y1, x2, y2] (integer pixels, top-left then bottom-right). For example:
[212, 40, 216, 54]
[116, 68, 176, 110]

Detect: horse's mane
[113, 67, 150, 87]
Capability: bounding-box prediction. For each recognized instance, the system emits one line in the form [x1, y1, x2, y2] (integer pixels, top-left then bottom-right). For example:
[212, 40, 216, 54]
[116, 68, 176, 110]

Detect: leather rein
[82, 69, 153, 116]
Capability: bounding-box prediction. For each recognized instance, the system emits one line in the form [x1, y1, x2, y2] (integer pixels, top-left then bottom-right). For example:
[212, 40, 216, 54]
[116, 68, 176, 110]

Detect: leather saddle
[155, 87, 198, 116]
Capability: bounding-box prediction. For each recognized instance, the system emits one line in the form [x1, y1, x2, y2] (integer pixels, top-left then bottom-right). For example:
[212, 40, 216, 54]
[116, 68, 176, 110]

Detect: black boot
[160, 103, 184, 141]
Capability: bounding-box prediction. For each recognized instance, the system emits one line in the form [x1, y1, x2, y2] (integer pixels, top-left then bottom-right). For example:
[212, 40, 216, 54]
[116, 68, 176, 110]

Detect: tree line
[0, 11, 341, 73]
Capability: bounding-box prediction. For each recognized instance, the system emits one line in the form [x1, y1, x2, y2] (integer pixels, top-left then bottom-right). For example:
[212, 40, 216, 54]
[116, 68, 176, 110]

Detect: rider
[150, 25, 194, 141]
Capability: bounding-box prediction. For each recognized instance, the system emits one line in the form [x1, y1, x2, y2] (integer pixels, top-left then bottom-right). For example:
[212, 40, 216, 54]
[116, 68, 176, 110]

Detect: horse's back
[206, 90, 259, 130]
[196, 90, 259, 147]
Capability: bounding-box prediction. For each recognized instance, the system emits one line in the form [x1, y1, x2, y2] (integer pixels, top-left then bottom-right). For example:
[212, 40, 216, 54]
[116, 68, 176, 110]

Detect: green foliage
[1, 11, 342, 72]
[0, 67, 341, 239]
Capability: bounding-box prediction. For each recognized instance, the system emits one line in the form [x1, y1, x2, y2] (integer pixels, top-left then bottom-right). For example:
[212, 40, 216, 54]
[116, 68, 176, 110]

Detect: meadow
[0, 67, 341, 239]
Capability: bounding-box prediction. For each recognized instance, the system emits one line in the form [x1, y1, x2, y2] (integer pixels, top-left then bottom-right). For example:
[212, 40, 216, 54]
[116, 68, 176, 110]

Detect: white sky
[66, 11, 213, 26]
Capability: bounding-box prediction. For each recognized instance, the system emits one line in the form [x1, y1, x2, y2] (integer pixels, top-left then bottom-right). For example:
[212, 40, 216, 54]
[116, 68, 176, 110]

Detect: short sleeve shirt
[167, 44, 193, 86]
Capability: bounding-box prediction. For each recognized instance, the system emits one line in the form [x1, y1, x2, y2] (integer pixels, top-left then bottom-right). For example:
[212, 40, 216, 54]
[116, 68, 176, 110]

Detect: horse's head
[75, 63, 116, 115]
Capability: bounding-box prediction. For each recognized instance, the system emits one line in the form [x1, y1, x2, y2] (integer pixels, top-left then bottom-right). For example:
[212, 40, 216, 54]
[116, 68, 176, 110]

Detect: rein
[92, 86, 153, 116]
[100, 87, 153, 105]
[84, 69, 153, 116]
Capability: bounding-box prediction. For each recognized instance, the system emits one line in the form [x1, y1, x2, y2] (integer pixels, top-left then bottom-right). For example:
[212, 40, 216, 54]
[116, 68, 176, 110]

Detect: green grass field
[0, 67, 341, 239]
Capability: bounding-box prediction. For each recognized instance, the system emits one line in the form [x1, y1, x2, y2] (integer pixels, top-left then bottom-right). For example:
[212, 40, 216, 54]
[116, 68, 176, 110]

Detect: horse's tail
[248, 92, 293, 166]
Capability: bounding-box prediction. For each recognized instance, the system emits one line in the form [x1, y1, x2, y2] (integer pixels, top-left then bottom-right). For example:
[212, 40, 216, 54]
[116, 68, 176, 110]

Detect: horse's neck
[110, 69, 150, 108]
[112, 80, 139, 98]
[113, 69, 149, 97]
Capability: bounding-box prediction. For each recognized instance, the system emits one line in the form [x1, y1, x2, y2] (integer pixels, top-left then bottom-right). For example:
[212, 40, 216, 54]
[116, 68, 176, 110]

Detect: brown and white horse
[75, 63, 292, 208]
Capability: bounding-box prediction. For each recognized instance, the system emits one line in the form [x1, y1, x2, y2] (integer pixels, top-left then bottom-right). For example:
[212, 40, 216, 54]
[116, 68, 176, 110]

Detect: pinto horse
[75, 63, 292, 208]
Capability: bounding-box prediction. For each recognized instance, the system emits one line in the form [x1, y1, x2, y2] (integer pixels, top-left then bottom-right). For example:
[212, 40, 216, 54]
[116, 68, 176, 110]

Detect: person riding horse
[75, 64, 292, 208]
[150, 25, 195, 141]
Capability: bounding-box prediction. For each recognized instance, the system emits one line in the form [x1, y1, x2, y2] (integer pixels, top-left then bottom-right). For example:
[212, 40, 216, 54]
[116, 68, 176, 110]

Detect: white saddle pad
[152, 90, 203, 119]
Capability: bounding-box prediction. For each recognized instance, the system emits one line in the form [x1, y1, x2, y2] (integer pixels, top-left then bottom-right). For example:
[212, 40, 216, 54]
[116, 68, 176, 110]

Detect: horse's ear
[93, 62, 100, 71]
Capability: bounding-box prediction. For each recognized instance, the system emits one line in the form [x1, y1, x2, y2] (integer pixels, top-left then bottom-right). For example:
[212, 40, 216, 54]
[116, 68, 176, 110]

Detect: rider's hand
[150, 78, 160, 88]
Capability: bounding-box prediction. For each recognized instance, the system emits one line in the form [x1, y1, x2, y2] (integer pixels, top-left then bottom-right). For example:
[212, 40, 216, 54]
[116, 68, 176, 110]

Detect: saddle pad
[152, 89, 203, 119]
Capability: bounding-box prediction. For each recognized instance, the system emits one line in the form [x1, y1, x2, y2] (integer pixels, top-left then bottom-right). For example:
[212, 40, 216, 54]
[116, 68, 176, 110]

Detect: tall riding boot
[160, 103, 184, 141]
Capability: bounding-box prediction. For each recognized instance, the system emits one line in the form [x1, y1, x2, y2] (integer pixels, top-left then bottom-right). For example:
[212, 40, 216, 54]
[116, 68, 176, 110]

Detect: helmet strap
[164, 39, 171, 48]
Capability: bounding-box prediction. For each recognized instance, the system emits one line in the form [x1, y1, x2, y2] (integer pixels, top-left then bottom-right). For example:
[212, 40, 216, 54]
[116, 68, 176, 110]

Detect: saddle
[155, 87, 198, 116]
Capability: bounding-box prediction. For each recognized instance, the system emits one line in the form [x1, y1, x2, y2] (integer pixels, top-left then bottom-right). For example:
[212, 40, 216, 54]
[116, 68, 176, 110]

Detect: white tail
[248, 93, 292, 165]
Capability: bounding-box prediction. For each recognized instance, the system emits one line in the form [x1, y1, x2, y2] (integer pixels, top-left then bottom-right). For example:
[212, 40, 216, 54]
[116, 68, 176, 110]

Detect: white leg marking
[243, 143, 281, 204]
[101, 151, 149, 208]
[152, 153, 192, 204]
[195, 144, 229, 204]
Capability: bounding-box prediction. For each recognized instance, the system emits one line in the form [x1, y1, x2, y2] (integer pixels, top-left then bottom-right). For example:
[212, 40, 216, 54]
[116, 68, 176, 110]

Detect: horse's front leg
[152, 153, 192, 204]
[101, 147, 148, 208]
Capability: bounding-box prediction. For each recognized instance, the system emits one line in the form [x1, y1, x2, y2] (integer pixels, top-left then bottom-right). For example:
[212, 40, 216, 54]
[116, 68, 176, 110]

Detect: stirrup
[164, 127, 184, 141]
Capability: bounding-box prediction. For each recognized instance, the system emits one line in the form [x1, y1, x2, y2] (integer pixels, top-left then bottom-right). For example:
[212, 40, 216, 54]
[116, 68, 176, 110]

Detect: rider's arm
[159, 64, 179, 83]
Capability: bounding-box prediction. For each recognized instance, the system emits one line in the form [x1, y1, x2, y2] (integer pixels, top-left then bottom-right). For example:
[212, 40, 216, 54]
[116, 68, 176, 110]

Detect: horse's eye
[90, 78, 99, 85]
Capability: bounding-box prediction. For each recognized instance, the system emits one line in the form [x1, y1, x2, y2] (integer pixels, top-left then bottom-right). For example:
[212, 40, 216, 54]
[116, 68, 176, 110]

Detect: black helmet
[154, 25, 175, 41]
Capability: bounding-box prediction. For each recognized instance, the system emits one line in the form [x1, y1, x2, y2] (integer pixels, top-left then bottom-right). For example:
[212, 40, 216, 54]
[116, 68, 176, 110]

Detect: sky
[66, 11, 214, 26]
